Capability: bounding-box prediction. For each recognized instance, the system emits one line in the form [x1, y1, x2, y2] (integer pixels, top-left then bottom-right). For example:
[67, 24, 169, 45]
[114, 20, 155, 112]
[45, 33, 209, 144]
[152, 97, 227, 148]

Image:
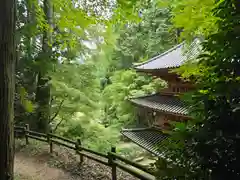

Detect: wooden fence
[14, 124, 156, 180]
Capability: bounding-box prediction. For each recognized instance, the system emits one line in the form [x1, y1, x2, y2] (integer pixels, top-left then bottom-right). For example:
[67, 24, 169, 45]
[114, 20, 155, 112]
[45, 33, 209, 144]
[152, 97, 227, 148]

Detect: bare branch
[53, 117, 65, 132]
[50, 99, 64, 122]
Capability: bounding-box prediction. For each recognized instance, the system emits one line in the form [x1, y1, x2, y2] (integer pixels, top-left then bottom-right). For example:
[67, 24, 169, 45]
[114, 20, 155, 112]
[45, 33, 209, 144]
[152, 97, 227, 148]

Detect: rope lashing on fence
[14, 124, 156, 180]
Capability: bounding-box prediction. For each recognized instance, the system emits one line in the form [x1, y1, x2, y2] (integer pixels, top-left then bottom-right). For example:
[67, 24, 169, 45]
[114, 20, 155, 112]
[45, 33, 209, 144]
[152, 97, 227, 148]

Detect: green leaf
[174, 122, 187, 132]
[199, 89, 209, 94]
[23, 100, 34, 113]
[17, 86, 34, 112]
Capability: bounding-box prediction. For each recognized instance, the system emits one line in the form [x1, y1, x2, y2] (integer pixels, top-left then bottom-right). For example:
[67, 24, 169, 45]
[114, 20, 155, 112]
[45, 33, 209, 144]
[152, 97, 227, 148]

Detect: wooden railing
[14, 124, 156, 180]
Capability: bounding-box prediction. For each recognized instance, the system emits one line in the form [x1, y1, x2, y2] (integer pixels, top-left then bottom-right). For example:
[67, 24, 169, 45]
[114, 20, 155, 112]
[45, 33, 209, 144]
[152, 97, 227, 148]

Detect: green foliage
[186, 1, 240, 178]
[51, 62, 100, 120]
[109, 2, 176, 70]
[159, 0, 219, 40]
[14, 0, 240, 178]
[155, 0, 240, 179]
[15, 0, 144, 125]
[56, 112, 120, 153]
[18, 87, 34, 112]
[102, 70, 166, 127]
[101, 0, 175, 128]
[117, 143, 145, 159]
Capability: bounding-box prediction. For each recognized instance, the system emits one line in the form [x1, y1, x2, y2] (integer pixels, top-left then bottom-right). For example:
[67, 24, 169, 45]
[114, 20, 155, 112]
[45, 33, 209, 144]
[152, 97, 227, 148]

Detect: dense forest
[14, 0, 176, 154]
[0, 0, 240, 179]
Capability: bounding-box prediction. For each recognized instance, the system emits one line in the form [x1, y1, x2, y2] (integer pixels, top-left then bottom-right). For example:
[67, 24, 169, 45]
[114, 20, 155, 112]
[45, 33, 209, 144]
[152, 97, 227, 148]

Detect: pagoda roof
[129, 94, 188, 116]
[121, 127, 169, 157]
[134, 39, 201, 71]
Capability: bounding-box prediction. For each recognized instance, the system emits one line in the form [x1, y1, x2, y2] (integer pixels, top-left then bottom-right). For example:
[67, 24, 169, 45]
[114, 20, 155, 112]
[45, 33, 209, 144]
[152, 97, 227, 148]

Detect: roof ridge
[128, 93, 159, 100]
[121, 127, 168, 134]
[129, 93, 180, 100]
[133, 38, 202, 70]
[121, 127, 152, 132]
[133, 42, 185, 68]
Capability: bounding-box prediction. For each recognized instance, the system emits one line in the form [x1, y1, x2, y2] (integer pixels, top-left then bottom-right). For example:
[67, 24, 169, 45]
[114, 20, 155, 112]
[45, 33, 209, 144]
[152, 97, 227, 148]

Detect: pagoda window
[176, 87, 180, 93]
[171, 85, 189, 93]
[172, 87, 176, 92]
[147, 111, 155, 126]
[181, 87, 186, 92]
[171, 85, 181, 93]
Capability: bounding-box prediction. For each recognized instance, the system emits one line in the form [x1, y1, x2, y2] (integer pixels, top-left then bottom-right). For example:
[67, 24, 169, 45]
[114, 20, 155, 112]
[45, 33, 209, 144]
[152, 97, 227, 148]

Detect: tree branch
[53, 117, 65, 132]
[50, 97, 54, 105]
[50, 99, 64, 122]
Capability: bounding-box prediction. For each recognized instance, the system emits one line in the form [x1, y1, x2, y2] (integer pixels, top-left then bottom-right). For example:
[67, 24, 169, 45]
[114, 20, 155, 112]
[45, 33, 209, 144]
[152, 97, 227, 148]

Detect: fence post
[25, 124, 29, 145]
[76, 138, 83, 164]
[47, 130, 53, 153]
[108, 146, 117, 180]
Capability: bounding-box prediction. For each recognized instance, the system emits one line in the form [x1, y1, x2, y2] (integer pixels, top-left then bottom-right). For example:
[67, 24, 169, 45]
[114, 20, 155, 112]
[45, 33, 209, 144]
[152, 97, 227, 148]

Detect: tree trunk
[35, 0, 53, 133]
[0, 0, 16, 179]
[35, 75, 51, 132]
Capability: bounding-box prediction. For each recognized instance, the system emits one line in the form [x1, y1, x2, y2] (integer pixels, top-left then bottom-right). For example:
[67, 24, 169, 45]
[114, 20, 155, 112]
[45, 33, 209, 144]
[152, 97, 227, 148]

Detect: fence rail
[14, 124, 155, 180]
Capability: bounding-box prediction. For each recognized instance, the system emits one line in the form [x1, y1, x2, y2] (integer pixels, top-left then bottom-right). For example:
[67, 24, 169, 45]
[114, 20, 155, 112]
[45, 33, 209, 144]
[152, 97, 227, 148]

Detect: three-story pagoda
[121, 40, 201, 156]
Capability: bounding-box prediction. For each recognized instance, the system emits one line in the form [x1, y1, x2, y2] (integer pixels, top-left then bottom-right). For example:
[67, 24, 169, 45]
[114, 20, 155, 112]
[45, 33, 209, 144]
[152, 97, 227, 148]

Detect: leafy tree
[50, 61, 101, 132]
[109, 1, 176, 70]
[35, 0, 53, 132]
[155, 0, 240, 179]
[102, 70, 165, 127]
[14, 0, 144, 132]
[160, 0, 219, 40]
[185, 1, 240, 179]
[101, 1, 176, 128]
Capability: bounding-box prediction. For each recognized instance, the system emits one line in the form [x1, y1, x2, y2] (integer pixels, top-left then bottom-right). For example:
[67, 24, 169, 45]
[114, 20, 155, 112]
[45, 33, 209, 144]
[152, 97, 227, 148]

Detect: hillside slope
[14, 139, 137, 180]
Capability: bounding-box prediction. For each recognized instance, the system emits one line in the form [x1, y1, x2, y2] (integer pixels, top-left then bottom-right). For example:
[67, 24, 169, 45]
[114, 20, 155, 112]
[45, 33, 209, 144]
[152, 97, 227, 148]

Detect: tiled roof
[129, 94, 188, 116]
[134, 39, 201, 70]
[121, 128, 169, 156]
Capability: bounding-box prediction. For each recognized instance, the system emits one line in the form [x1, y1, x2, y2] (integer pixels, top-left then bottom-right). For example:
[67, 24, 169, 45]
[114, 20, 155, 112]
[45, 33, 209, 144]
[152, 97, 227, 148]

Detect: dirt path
[14, 139, 139, 180]
[14, 152, 78, 180]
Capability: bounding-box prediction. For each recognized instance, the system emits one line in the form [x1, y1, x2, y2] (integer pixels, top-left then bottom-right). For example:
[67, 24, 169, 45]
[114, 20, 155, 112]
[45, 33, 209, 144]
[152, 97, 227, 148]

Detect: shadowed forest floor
[14, 139, 138, 180]
[15, 152, 77, 180]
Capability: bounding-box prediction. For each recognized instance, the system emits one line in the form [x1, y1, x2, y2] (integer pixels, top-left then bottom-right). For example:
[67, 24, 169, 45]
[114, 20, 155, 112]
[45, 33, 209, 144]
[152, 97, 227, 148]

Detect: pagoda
[121, 39, 201, 156]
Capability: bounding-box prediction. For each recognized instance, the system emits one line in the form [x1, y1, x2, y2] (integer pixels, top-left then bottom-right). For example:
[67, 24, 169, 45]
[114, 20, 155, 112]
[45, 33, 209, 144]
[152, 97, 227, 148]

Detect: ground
[14, 139, 141, 180]
[15, 152, 76, 180]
